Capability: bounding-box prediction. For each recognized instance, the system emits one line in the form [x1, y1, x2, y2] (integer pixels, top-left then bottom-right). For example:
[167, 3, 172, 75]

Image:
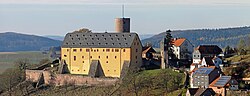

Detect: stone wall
[25, 70, 119, 86]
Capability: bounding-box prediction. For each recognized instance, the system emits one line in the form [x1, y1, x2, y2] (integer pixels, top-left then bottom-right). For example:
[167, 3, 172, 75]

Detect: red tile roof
[172, 38, 186, 47]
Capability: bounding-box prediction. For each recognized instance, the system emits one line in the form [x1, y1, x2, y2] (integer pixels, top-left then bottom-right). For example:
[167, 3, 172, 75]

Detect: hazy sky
[1, 0, 250, 36]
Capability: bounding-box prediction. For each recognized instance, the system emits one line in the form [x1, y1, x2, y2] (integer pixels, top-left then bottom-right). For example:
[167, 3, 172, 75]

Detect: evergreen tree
[238, 39, 246, 51]
[165, 30, 175, 59]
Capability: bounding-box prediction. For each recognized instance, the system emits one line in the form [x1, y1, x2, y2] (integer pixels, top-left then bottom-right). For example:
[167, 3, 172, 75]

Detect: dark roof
[211, 76, 231, 87]
[195, 88, 216, 96]
[142, 46, 156, 54]
[203, 57, 215, 66]
[187, 88, 199, 95]
[193, 67, 215, 75]
[62, 32, 139, 48]
[196, 45, 222, 55]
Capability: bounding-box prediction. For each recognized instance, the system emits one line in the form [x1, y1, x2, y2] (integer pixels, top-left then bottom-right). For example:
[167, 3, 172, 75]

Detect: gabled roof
[172, 38, 186, 47]
[193, 67, 215, 75]
[210, 76, 231, 87]
[62, 32, 139, 48]
[203, 57, 215, 66]
[195, 88, 216, 96]
[142, 46, 156, 54]
[187, 88, 199, 95]
[195, 45, 222, 55]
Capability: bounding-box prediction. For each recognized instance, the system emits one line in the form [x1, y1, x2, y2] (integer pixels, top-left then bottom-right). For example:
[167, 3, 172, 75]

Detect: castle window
[115, 56, 117, 59]
[99, 56, 100, 58]
[115, 35, 118, 37]
[106, 49, 110, 52]
[103, 49, 105, 52]
[73, 49, 77, 52]
[112, 49, 114, 52]
[104, 38, 107, 40]
[90, 35, 92, 37]
[76, 34, 78, 37]
[92, 43, 94, 45]
[67, 49, 69, 52]
[136, 49, 138, 52]
[83, 35, 85, 36]
[90, 56, 92, 58]
[136, 61, 138, 63]
[119, 43, 121, 45]
[102, 35, 104, 37]
[79, 43, 82, 45]
[109, 35, 111, 37]
[122, 35, 124, 37]
[98, 43, 101, 45]
[111, 38, 113, 40]
[135, 56, 137, 59]
[95, 35, 97, 37]
[84, 70, 85, 71]
[85, 38, 87, 40]
[86, 43, 88, 45]
[115, 49, 119, 52]
[125, 43, 128, 45]
[129, 35, 131, 37]
[123, 49, 126, 52]
[106, 56, 108, 59]
[117, 38, 120, 40]
[71, 38, 74, 40]
[64, 55, 67, 57]
[80, 49, 82, 52]
[78, 38, 80, 40]
[66, 43, 68, 45]
[114, 70, 116, 72]
[105, 43, 108, 45]
[124, 38, 127, 40]
[69, 35, 72, 37]
[92, 38, 94, 40]
[106, 61, 108, 63]
[94, 50, 96, 52]
[112, 43, 114, 45]
[74, 56, 76, 61]
[83, 61, 84, 63]
[86, 49, 90, 52]
[73, 43, 75, 45]
[82, 56, 84, 58]
[97, 49, 99, 52]
[137, 42, 139, 45]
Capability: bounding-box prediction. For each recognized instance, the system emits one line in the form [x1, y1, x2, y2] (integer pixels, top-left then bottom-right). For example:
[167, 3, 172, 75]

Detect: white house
[172, 38, 194, 60]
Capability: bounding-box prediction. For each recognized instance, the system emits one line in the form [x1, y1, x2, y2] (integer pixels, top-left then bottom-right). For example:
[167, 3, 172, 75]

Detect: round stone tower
[115, 18, 130, 33]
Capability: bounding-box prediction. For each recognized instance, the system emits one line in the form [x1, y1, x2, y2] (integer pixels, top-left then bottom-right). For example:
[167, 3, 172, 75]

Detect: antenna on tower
[122, 4, 125, 18]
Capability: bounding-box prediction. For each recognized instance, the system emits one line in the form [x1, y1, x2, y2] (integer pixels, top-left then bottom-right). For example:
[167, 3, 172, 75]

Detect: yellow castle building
[61, 32, 142, 78]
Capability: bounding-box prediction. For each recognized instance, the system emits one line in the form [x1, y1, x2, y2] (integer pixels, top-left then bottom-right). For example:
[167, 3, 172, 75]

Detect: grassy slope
[0, 51, 49, 73]
[226, 54, 250, 63]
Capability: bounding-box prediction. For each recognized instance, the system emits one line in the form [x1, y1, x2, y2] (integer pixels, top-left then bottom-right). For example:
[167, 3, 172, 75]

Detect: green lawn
[0, 51, 50, 73]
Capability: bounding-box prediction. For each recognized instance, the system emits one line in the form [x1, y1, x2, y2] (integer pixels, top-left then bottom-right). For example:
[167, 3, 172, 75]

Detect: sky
[1, 0, 250, 36]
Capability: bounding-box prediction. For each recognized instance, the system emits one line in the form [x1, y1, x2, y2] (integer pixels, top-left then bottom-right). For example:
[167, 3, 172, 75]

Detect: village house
[209, 76, 238, 96]
[190, 66, 222, 88]
[61, 32, 142, 78]
[193, 45, 223, 63]
[186, 87, 216, 96]
[142, 46, 156, 60]
[172, 38, 194, 60]
[190, 56, 223, 72]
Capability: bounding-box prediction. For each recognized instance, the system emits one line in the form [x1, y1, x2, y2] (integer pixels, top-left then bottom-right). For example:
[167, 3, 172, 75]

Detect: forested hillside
[0, 32, 62, 52]
[142, 26, 250, 48]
